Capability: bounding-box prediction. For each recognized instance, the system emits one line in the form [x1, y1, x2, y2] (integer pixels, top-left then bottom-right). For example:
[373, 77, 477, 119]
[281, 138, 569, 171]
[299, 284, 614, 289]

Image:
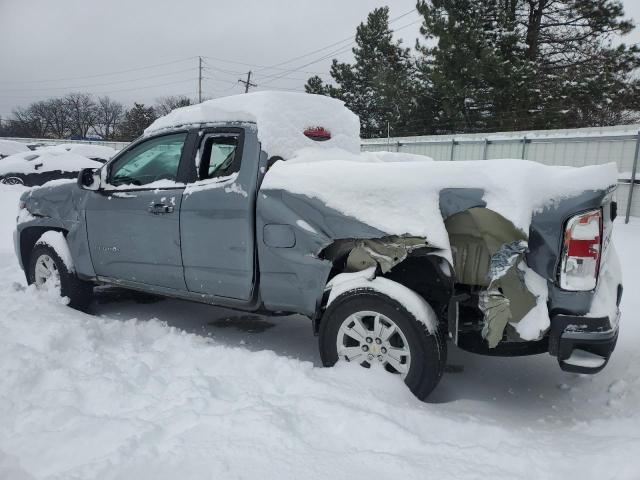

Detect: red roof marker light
[304, 127, 331, 141]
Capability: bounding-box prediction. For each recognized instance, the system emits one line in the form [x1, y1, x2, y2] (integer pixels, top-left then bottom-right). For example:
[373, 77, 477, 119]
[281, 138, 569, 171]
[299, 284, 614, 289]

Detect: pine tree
[415, 0, 640, 133]
[305, 7, 418, 138]
[117, 103, 156, 141]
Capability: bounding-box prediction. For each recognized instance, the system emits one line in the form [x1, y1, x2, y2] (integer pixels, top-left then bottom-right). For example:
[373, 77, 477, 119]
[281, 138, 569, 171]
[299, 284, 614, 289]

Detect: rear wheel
[319, 288, 446, 400]
[27, 244, 93, 310]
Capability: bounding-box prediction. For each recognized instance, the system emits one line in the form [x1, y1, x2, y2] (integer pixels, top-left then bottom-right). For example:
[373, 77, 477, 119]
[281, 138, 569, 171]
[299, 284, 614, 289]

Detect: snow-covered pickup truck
[14, 92, 622, 400]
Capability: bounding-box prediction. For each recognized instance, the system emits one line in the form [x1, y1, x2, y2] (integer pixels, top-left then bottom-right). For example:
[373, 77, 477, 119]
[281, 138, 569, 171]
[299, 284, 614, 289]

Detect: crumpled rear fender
[256, 189, 451, 322]
[257, 189, 388, 317]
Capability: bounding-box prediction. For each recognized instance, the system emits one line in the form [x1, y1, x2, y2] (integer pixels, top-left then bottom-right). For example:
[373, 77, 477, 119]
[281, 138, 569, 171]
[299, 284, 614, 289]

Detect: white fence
[361, 124, 640, 222]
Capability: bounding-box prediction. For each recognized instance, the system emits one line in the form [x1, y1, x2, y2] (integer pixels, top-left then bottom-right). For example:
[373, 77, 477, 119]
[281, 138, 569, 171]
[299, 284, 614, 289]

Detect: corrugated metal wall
[362, 124, 640, 221]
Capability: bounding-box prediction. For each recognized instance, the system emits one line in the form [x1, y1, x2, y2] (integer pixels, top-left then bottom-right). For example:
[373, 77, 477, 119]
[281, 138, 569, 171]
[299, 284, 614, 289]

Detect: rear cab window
[197, 134, 242, 181]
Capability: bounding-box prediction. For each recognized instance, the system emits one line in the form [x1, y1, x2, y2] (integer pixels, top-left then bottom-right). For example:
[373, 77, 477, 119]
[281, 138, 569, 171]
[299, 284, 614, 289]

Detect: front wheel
[319, 288, 446, 401]
[27, 244, 93, 310]
[1, 176, 25, 185]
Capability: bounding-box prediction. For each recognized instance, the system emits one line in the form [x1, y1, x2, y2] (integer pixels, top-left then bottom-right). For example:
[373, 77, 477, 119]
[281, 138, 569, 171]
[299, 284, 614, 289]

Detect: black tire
[0, 175, 25, 186]
[27, 243, 93, 311]
[319, 288, 446, 401]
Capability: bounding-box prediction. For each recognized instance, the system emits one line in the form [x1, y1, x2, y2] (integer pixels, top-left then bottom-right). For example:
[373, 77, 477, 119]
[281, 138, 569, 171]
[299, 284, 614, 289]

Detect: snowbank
[144, 91, 361, 159]
[262, 155, 618, 256]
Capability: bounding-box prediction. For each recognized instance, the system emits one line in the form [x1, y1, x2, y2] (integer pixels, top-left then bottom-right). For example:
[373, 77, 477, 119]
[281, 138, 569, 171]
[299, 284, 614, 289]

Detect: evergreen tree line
[0, 94, 192, 141]
[305, 1, 640, 138]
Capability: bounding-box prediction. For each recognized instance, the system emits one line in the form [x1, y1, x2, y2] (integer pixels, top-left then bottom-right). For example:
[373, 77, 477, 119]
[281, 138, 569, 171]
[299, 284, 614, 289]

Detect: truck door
[180, 128, 258, 301]
[85, 132, 190, 290]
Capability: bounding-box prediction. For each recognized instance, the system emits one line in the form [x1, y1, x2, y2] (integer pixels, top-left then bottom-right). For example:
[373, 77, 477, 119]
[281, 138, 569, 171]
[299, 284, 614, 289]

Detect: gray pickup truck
[14, 92, 623, 400]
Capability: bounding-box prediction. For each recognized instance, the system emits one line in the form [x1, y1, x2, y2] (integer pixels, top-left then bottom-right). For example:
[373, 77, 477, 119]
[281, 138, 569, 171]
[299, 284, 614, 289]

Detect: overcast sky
[1, 0, 639, 119]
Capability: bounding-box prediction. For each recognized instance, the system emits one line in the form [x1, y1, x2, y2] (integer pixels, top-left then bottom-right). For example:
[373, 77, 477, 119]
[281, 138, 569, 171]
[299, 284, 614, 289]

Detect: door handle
[148, 203, 174, 214]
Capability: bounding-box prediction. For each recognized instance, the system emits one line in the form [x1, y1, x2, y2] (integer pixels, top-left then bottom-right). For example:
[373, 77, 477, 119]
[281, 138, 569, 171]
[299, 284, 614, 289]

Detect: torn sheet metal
[480, 242, 539, 348]
[344, 236, 430, 273]
[446, 208, 541, 348]
[479, 289, 512, 347]
[487, 240, 528, 282]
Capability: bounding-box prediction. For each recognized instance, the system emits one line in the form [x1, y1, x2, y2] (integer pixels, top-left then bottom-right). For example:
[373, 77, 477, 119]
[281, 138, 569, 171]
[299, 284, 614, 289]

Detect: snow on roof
[261, 152, 618, 257]
[0, 151, 102, 175]
[36, 144, 117, 161]
[0, 139, 30, 157]
[144, 91, 361, 159]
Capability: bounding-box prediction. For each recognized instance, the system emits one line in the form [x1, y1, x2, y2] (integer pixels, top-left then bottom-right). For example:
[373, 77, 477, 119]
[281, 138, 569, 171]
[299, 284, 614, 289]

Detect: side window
[109, 133, 187, 187]
[198, 135, 240, 180]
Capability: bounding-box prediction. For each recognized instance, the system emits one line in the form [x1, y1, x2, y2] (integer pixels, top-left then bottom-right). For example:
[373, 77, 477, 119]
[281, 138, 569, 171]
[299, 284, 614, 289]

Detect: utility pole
[198, 56, 203, 103]
[238, 71, 257, 93]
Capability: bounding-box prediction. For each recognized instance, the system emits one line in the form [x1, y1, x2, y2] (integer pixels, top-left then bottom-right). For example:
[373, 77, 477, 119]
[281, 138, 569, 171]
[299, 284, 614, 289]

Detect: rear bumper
[548, 312, 620, 374]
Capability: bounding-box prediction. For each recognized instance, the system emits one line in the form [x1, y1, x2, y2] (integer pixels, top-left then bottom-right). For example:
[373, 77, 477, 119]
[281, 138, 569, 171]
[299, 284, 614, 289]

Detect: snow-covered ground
[0, 184, 638, 480]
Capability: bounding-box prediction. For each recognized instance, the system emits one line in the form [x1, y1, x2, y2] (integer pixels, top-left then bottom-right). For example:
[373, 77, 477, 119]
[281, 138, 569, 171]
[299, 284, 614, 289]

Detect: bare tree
[11, 105, 48, 138]
[43, 98, 71, 138]
[95, 96, 124, 140]
[155, 95, 192, 116]
[65, 92, 97, 138]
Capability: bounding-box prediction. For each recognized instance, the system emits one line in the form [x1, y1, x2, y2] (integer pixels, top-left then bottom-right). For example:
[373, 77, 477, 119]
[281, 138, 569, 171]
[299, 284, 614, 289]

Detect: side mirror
[78, 168, 101, 191]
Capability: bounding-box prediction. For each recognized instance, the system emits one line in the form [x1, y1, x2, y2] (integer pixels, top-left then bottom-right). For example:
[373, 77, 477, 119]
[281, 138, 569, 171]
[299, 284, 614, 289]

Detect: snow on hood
[0, 151, 103, 175]
[144, 91, 361, 159]
[261, 151, 618, 256]
[0, 139, 30, 157]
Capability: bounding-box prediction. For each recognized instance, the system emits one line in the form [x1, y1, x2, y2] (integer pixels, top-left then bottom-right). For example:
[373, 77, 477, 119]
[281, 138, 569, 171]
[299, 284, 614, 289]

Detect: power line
[0, 77, 195, 100]
[0, 68, 196, 92]
[255, 7, 418, 73]
[91, 78, 196, 95]
[256, 16, 423, 87]
[0, 57, 197, 85]
[202, 55, 331, 75]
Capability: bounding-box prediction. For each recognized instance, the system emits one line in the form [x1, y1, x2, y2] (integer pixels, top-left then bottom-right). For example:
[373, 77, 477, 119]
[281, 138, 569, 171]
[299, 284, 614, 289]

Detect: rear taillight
[559, 209, 602, 291]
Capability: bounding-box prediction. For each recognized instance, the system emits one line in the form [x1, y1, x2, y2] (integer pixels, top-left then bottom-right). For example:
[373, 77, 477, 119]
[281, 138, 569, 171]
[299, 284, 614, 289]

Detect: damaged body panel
[444, 208, 538, 348]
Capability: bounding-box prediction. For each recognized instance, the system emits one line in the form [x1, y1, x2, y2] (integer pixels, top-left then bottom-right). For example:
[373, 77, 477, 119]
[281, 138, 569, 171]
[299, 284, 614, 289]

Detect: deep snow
[0, 185, 639, 480]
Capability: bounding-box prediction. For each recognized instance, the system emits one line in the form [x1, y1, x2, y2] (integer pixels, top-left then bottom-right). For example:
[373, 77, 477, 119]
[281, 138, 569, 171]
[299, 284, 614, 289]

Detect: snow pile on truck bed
[262, 154, 618, 251]
[145, 91, 361, 159]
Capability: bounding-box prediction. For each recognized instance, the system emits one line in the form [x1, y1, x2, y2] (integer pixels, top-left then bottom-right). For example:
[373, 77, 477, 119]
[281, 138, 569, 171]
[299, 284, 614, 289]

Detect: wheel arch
[18, 224, 67, 274]
[315, 238, 454, 334]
